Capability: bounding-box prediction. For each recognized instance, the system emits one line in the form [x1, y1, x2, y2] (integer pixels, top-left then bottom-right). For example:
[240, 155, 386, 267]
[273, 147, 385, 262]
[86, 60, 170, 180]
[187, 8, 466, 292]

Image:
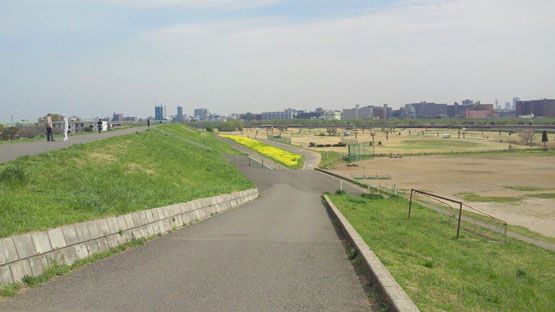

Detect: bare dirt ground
[332, 155, 555, 237]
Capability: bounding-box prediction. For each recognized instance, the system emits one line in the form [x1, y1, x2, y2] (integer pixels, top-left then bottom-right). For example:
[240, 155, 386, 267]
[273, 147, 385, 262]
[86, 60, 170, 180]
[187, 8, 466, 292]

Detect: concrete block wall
[0, 188, 258, 287]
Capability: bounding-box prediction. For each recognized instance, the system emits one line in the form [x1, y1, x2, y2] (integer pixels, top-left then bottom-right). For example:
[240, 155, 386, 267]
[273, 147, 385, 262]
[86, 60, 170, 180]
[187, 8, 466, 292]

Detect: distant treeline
[188, 117, 555, 132]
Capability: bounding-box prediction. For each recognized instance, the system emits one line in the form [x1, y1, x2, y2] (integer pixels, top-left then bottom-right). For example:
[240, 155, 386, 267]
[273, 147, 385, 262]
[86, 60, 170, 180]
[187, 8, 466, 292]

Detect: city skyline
[1, 0, 554, 122]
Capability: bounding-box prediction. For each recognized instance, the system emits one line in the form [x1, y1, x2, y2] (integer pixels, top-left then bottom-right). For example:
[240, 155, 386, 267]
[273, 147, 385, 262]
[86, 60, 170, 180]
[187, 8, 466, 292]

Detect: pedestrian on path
[46, 114, 54, 141]
[147, 118, 150, 127]
[97, 119, 103, 133]
[62, 115, 69, 142]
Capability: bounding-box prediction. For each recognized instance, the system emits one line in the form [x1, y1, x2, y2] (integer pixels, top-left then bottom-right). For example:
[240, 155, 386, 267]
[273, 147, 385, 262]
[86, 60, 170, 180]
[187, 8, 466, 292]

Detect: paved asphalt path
[0, 156, 373, 311]
[0, 126, 151, 164]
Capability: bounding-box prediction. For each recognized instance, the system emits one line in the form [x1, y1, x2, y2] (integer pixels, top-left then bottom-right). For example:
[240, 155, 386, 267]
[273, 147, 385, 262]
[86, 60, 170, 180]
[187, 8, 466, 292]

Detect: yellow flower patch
[221, 135, 302, 168]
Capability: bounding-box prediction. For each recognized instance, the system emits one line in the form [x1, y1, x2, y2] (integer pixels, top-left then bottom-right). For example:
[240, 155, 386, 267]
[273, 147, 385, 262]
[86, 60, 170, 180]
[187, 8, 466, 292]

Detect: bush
[205, 127, 214, 133]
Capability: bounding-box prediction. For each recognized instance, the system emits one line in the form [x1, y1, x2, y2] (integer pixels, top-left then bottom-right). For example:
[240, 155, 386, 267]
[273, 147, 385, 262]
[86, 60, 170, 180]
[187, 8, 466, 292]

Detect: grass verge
[329, 194, 555, 311]
[0, 238, 146, 297]
[318, 151, 345, 169]
[504, 185, 547, 192]
[457, 192, 521, 203]
[0, 125, 252, 238]
[220, 134, 303, 168]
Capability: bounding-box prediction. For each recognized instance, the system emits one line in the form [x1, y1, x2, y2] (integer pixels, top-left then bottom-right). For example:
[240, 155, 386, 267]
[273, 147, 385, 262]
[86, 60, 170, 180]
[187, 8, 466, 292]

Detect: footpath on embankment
[1, 143, 376, 311]
[0, 126, 151, 164]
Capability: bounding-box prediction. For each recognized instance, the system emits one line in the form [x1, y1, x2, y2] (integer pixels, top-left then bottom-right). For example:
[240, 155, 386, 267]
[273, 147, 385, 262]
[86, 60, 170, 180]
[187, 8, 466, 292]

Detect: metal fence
[347, 143, 373, 161]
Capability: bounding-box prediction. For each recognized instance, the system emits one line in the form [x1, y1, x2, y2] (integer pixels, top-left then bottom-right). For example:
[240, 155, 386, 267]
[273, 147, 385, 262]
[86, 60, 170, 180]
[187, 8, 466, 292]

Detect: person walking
[63, 115, 69, 142]
[97, 119, 103, 134]
[147, 118, 150, 127]
[46, 114, 54, 141]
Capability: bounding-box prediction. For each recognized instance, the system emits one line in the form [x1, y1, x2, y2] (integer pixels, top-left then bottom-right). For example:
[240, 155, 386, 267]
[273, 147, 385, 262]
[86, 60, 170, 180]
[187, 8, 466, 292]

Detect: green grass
[0, 238, 146, 297]
[318, 151, 345, 169]
[504, 185, 547, 192]
[458, 192, 521, 203]
[0, 125, 252, 238]
[525, 193, 555, 199]
[329, 194, 555, 311]
[397, 139, 484, 149]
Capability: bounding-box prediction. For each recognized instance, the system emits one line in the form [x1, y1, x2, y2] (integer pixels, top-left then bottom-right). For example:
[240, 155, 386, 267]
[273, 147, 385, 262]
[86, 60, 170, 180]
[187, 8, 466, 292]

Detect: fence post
[408, 189, 413, 218]
[340, 181, 343, 192]
[456, 202, 463, 238]
[394, 184, 397, 196]
[261, 158, 264, 168]
[248, 157, 251, 167]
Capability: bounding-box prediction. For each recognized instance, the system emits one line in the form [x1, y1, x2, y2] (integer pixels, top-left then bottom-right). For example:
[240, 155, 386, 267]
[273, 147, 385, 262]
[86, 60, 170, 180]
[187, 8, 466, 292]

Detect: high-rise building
[154, 105, 164, 120]
[516, 99, 555, 117]
[406, 102, 448, 118]
[512, 97, 520, 110]
[176, 106, 184, 122]
[112, 113, 124, 122]
[343, 105, 373, 120]
[194, 108, 209, 121]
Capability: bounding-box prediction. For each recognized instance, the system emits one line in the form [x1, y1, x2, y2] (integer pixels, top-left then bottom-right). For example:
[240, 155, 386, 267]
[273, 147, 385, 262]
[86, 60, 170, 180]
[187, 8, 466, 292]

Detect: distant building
[239, 112, 261, 121]
[465, 104, 499, 119]
[512, 97, 520, 110]
[154, 105, 164, 121]
[194, 108, 209, 121]
[407, 102, 448, 118]
[176, 106, 184, 122]
[112, 113, 124, 122]
[343, 105, 373, 120]
[322, 110, 342, 120]
[123, 116, 138, 122]
[261, 108, 296, 120]
[516, 99, 555, 117]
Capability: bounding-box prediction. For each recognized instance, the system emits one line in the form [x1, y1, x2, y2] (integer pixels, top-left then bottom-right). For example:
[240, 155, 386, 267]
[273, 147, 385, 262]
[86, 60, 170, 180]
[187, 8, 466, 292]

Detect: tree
[542, 130, 548, 149]
[38, 113, 63, 123]
[519, 128, 534, 146]
[0, 123, 4, 133]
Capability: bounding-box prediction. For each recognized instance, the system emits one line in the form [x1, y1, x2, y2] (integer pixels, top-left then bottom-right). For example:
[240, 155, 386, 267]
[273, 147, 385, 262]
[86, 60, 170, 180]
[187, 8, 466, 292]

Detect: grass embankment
[329, 194, 555, 311]
[0, 125, 252, 238]
[221, 134, 303, 168]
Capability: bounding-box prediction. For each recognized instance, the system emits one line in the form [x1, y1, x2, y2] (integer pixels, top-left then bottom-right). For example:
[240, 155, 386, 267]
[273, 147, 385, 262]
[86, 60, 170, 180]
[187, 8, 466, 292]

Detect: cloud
[104, 0, 279, 9]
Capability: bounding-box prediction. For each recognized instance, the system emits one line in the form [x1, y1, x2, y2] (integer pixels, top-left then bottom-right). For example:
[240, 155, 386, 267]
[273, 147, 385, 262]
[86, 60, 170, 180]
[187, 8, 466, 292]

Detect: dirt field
[238, 127, 551, 156]
[332, 155, 555, 237]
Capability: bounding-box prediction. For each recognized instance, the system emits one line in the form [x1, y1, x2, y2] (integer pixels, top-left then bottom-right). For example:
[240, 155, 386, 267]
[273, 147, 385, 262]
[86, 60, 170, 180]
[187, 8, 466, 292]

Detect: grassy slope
[330, 194, 555, 311]
[0, 125, 252, 238]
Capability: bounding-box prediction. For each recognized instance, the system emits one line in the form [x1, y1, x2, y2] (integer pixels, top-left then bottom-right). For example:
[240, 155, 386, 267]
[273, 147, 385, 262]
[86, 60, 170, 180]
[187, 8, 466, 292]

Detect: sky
[1, 0, 554, 122]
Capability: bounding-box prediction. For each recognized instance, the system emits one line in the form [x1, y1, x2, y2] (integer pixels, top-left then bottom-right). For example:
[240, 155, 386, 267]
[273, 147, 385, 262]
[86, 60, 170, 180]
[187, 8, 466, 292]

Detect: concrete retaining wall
[0, 188, 258, 286]
[323, 195, 420, 312]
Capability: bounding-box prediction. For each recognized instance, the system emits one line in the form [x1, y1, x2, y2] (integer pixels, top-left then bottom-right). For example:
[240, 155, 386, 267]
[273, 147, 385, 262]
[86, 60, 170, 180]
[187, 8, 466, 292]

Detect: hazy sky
[1, 0, 554, 122]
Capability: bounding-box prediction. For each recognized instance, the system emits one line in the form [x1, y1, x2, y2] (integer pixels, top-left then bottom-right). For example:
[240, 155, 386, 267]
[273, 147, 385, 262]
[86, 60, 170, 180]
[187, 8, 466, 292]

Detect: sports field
[331, 152, 555, 239]
[238, 127, 550, 156]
